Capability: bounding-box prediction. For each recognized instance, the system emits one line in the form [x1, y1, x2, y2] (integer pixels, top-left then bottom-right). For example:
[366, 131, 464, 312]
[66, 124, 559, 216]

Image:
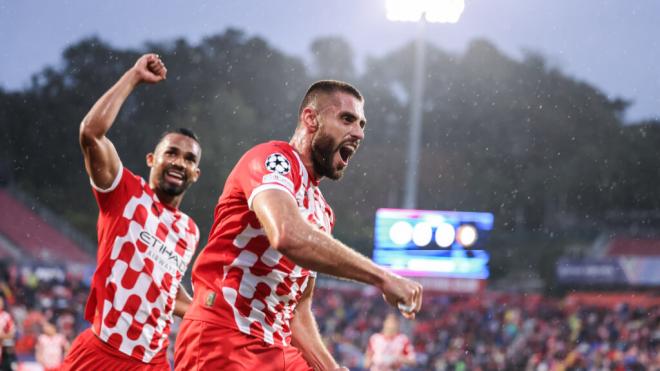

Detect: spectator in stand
[1, 260, 659, 370]
[312, 288, 659, 370]
[0, 296, 16, 371]
[35, 321, 69, 371]
[365, 313, 415, 371]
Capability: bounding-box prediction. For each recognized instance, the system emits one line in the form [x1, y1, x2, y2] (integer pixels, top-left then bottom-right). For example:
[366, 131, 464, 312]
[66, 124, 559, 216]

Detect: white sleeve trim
[90, 163, 124, 193]
[247, 184, 296, 210]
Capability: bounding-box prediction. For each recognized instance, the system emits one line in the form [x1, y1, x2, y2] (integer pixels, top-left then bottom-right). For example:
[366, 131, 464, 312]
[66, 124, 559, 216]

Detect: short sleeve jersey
[188, 141, 334, 346]
[0, 310, 14, 347]
[86, 166, 199, 363]
[37, 334, 68, 368]
[367, 333, 415, 371]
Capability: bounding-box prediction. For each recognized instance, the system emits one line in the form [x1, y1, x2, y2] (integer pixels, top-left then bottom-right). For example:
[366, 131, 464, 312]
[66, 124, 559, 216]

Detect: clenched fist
[381, 272, 423, 319]
[132, 53, 167, 84]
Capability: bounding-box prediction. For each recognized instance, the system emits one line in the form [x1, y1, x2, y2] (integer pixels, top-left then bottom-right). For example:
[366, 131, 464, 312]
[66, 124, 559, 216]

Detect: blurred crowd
[0, 262, 658, 370]
[0, 262, 88, 369]
[314, 288, 659, 370]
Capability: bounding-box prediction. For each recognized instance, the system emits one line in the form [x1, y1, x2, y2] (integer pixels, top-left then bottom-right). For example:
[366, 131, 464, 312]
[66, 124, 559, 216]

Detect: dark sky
[1, 0, 658, 122]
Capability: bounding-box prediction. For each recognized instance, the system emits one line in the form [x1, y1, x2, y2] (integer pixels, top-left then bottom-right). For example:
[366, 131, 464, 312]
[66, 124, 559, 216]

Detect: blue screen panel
[373, 208, 493, 278]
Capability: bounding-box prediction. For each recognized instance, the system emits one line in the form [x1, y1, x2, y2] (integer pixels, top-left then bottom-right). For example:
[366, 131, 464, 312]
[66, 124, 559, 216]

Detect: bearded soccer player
[62, 54, 202, 370]
[174, 80, 422, 370]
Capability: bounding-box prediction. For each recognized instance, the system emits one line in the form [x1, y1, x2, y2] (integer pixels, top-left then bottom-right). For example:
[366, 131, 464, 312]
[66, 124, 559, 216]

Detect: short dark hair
[298, 80, 364, 116]
[159, 127, 200, 145]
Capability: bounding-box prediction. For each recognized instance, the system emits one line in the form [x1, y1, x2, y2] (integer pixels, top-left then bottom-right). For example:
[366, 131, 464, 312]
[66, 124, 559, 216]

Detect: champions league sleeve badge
[265, 153, 291, 175]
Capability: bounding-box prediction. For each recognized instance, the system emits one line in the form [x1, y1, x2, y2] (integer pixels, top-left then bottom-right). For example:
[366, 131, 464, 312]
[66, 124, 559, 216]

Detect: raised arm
[252, 189, 422, 318]
[79, 53, 167, 189]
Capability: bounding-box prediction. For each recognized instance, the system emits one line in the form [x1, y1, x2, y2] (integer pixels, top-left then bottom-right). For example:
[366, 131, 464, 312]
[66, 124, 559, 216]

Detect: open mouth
[338, 143, 356, 165]
[164, 169, 185, 185]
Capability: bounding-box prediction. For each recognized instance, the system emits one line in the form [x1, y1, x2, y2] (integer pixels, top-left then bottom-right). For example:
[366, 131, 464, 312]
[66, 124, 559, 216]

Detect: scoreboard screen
[373, 208, 493, 279]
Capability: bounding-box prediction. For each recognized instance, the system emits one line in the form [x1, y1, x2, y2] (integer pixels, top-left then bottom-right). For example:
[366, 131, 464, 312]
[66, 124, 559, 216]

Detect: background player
[364, 313, 415, 371]
[0, 297, 16, 371]
[62, 54, 202, 370]
[175, 80, 422, 370]
[36, 321, 70, 371]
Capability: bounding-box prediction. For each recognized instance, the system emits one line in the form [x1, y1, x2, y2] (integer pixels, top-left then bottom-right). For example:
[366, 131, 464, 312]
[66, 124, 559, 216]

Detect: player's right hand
[381, 272, 423, 319]
[132, 53, 167, 84]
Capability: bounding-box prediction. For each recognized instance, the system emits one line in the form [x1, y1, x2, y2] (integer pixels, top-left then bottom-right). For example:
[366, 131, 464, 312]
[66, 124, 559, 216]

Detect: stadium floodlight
[385, 0, 465, 23]
[386, 0, 465, 209]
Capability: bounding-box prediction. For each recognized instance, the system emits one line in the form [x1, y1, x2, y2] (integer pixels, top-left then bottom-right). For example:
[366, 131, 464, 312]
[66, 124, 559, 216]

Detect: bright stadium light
[435, 222, 456, 248]
[386, 0, 465, 209]
[385, 0, 425, 22]
[389, 220, 414, 245]
[386, 0, 465, 23]
[412, 222, 433, 246]
[456, 224, 478, 247]
[426, 0, 465, 23]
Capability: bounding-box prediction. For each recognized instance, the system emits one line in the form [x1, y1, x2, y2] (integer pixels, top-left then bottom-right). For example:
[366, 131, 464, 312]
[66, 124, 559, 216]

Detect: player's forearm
[278, 223, 390, 289]
[291, 305, 339, 371]
[79, 69, 141, 143]
[255, 191, 392, 289]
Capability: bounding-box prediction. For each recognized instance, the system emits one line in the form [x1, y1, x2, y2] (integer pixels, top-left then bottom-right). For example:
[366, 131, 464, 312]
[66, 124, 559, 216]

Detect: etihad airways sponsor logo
[139, 231, 187, 274]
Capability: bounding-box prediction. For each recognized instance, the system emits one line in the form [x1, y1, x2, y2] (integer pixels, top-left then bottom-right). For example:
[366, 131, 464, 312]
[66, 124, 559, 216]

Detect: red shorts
[60, 328, 169, 371]
[174, 318, 312, 371]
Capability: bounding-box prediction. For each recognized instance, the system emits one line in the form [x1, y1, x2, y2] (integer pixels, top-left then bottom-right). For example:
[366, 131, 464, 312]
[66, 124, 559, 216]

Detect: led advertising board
[373, 208, 494, 279]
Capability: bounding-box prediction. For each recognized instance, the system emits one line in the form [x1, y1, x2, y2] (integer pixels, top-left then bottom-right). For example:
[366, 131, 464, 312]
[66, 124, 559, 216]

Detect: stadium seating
[0, 189, 92, 264]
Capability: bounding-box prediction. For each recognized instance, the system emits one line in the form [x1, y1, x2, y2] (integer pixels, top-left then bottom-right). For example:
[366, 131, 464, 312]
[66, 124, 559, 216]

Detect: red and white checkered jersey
[86, 166, 199, 363]
[37, 333, 68, 368]
[367, 333, 415, 371]
[0, 310, 14, 348]
[187, 141, 334, 346]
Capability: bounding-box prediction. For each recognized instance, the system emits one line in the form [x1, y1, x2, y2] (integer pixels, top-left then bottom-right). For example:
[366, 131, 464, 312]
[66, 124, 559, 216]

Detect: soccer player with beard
[62, 54, 202, 370]
[174, 80, 422, 370]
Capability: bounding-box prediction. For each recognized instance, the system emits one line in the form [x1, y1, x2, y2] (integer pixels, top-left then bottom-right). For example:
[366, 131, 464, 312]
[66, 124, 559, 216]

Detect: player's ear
[191, 167, 201, 183]
[146, 152, 155, 167]
[301, 107, 319, 133]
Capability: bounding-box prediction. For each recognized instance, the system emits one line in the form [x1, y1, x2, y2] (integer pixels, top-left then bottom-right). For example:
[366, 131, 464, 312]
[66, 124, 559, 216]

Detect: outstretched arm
[252, 189, 422, 318]
[79, 53, 167, 189]
[290, 277, 345, 371]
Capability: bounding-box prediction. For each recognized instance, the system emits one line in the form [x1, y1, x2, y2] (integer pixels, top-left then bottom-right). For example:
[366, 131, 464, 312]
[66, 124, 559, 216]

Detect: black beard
[157, 165, 190, 196]
[311, 132, 344, 180]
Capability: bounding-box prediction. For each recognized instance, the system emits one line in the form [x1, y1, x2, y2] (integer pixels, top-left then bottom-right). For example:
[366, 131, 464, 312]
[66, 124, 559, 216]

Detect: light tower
[385, 0, 465, 209]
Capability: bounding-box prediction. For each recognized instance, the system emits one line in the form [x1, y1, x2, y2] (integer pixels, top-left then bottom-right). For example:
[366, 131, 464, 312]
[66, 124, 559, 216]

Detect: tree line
[2, 29, 659, 286]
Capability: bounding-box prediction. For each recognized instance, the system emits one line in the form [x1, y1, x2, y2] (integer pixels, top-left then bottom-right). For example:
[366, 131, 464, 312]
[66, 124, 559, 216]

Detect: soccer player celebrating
[365, 313, 416, 371]
[62, 54, 202, 370]
[175, 80, 422, 370]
